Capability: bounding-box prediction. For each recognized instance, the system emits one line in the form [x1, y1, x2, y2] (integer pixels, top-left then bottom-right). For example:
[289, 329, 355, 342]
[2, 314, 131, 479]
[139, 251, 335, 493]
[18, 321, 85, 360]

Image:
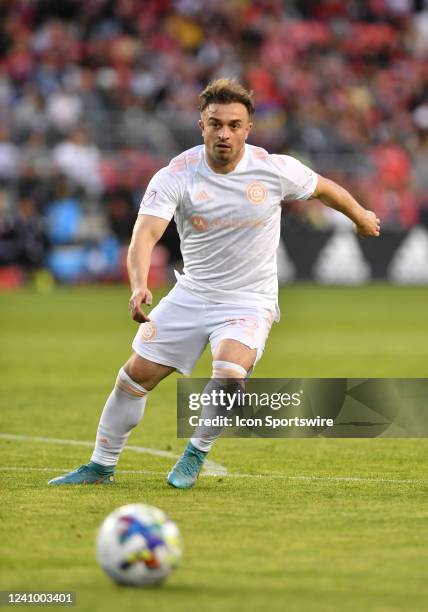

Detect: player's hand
[355, 210, 380, 237]
[129, 287, 153, 323]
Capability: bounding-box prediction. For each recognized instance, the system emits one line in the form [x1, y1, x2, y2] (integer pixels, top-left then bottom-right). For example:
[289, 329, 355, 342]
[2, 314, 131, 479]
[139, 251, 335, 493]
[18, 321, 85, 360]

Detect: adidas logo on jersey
[195, 191, 210, 202]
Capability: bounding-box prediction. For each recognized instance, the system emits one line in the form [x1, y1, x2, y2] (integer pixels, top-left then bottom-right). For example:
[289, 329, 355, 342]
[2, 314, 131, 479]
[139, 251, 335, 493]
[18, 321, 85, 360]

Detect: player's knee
[123, 353, 173, 391]
[212, 360, 247, 379]
[213, 339, 257, 371]
[115, 367, 148, 400]
[123, 360, 157, 391]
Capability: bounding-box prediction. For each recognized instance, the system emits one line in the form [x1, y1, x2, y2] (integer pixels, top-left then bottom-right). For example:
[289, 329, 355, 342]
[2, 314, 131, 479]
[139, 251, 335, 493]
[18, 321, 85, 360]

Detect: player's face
[199, 103, 253, 173]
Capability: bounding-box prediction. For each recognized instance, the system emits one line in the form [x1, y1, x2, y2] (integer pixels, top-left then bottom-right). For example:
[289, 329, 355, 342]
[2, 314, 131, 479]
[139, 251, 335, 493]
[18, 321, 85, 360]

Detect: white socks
[191, 360, 247, 453]
[91, 360, 247, 464]
[91, 367, 148, 467]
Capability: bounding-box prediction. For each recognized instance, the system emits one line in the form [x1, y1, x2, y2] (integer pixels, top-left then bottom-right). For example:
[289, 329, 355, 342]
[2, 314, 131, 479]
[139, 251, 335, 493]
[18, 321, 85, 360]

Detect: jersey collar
[202, 144, 249, 176]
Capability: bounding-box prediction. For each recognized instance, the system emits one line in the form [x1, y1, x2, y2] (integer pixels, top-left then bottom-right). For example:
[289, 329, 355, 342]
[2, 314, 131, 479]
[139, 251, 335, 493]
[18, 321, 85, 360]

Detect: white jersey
[138, 144, 317, 320]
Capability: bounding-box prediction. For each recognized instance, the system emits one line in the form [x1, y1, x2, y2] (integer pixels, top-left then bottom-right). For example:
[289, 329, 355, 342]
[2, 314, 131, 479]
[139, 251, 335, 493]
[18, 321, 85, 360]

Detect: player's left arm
[309, 175, 380, 237]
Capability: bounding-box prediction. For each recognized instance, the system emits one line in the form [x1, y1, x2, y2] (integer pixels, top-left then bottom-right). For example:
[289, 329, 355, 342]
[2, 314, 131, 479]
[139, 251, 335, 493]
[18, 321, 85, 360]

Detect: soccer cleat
[167, 442, 207, 489]
[48, 462, 115, 485]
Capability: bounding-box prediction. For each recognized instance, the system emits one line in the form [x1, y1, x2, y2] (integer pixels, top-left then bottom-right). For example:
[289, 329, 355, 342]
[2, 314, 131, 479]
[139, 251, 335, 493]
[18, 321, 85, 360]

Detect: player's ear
[245, 121, 253, 139]
[198, 118, 204, 133]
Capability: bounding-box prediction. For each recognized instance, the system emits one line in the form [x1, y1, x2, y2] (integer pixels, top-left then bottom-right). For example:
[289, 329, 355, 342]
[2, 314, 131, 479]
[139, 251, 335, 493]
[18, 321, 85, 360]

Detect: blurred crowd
[0, 0, 428, 282]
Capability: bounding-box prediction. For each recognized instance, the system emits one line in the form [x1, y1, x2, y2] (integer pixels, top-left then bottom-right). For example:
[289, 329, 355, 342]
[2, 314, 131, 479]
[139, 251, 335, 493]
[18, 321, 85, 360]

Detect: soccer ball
[96, 503, 182, 587]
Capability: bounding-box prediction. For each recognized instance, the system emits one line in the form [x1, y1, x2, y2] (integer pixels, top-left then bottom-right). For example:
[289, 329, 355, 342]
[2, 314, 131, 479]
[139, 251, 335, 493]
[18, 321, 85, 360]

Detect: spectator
[105, 190, 136, 245]
[46, 85, 83, 135]
[53, 128, 103, 196]
[0, 0, 427, 277]
[0, 126, 20, 182]
[2, 196, 49, 271]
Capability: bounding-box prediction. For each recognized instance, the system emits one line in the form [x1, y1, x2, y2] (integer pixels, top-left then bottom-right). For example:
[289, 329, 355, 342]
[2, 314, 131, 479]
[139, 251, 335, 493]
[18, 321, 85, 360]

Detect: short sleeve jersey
[138, 144, 317, 319]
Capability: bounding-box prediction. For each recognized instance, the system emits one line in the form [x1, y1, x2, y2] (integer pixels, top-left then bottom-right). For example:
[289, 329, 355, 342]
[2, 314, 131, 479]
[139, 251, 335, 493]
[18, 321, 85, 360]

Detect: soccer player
[49, 79, 380, 488]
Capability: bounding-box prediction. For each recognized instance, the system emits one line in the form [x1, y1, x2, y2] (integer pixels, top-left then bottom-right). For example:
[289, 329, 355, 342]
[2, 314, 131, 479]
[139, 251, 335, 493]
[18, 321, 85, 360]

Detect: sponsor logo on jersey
[190, 215, 208, 231]
[246, 182, 268, 204]
[190, 214, 266, 231]
[211, 218, 266, 229]
[140, 321, 157, 342]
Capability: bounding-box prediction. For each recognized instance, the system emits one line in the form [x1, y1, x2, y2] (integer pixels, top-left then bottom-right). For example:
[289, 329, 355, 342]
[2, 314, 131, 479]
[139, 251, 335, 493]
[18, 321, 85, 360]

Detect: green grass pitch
[1, 284, 428, 612]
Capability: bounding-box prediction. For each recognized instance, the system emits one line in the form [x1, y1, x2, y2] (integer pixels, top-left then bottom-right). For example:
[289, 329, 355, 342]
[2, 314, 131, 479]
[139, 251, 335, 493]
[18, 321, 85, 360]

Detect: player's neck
[204, 145, 246, 174]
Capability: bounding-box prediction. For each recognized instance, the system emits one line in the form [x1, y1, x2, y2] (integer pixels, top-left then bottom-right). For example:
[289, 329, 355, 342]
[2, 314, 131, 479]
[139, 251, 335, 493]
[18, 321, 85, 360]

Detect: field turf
[1, 284, 427, 612]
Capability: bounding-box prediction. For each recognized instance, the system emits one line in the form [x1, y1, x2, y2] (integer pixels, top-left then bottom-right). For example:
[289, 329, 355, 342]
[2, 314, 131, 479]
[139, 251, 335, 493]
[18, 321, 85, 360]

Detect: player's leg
[192, 339, 255, 451]
[48, 355, 174, 485]
[48, 284, 208, 485]
[167, 340, 253, 489]
[88, 354, 174, 468]
[212, 339, 257, 370]
[167, 307, 274, 489]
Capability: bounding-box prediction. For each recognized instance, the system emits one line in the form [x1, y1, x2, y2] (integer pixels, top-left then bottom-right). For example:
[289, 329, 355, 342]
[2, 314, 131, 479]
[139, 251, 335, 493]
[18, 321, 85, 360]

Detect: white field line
[0, 466, 426, 485]
[0, 433, 228, 476]
[1, 434, 427, 485]
[225, 473, 428, 485]
[0, 466, 167, 476]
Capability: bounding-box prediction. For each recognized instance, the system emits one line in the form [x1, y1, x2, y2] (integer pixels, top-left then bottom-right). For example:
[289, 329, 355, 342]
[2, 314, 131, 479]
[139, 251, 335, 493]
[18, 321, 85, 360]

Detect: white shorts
[132, 284, 275, 375]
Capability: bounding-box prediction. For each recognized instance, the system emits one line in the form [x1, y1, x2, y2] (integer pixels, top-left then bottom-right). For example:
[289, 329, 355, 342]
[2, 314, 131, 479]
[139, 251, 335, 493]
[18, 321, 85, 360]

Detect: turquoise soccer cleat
[167, 442, 207, 489]
[48, 462, 115, 485]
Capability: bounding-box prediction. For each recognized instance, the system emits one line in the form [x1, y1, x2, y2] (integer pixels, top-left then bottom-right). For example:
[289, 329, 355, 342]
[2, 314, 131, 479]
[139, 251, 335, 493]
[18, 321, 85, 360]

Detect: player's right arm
[128, 164, 182, 322]
[127, 214, 170, 323]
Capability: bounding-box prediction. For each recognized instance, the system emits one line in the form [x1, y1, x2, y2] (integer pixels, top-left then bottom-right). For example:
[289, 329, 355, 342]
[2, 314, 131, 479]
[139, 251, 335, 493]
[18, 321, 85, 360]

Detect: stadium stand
[0, 0, 427, 283]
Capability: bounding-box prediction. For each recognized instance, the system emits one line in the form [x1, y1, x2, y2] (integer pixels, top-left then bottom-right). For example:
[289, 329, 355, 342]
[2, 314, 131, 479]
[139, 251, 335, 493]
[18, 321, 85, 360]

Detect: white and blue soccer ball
[96, 503, 182, 587]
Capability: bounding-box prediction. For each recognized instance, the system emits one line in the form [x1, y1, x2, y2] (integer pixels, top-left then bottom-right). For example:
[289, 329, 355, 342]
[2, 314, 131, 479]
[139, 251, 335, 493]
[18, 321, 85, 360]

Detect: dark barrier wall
[279, 226, 428, 284]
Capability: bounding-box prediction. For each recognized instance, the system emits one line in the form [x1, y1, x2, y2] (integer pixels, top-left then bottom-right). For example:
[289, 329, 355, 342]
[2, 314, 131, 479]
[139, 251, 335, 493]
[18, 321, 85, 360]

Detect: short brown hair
[199, 78, 255, 117]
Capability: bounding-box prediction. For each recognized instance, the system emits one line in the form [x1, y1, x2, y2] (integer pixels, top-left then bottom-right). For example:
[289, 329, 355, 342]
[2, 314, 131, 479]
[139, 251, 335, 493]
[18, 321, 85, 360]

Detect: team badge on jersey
[140, 321, 157, 342]
[246, 182, 268, 204]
